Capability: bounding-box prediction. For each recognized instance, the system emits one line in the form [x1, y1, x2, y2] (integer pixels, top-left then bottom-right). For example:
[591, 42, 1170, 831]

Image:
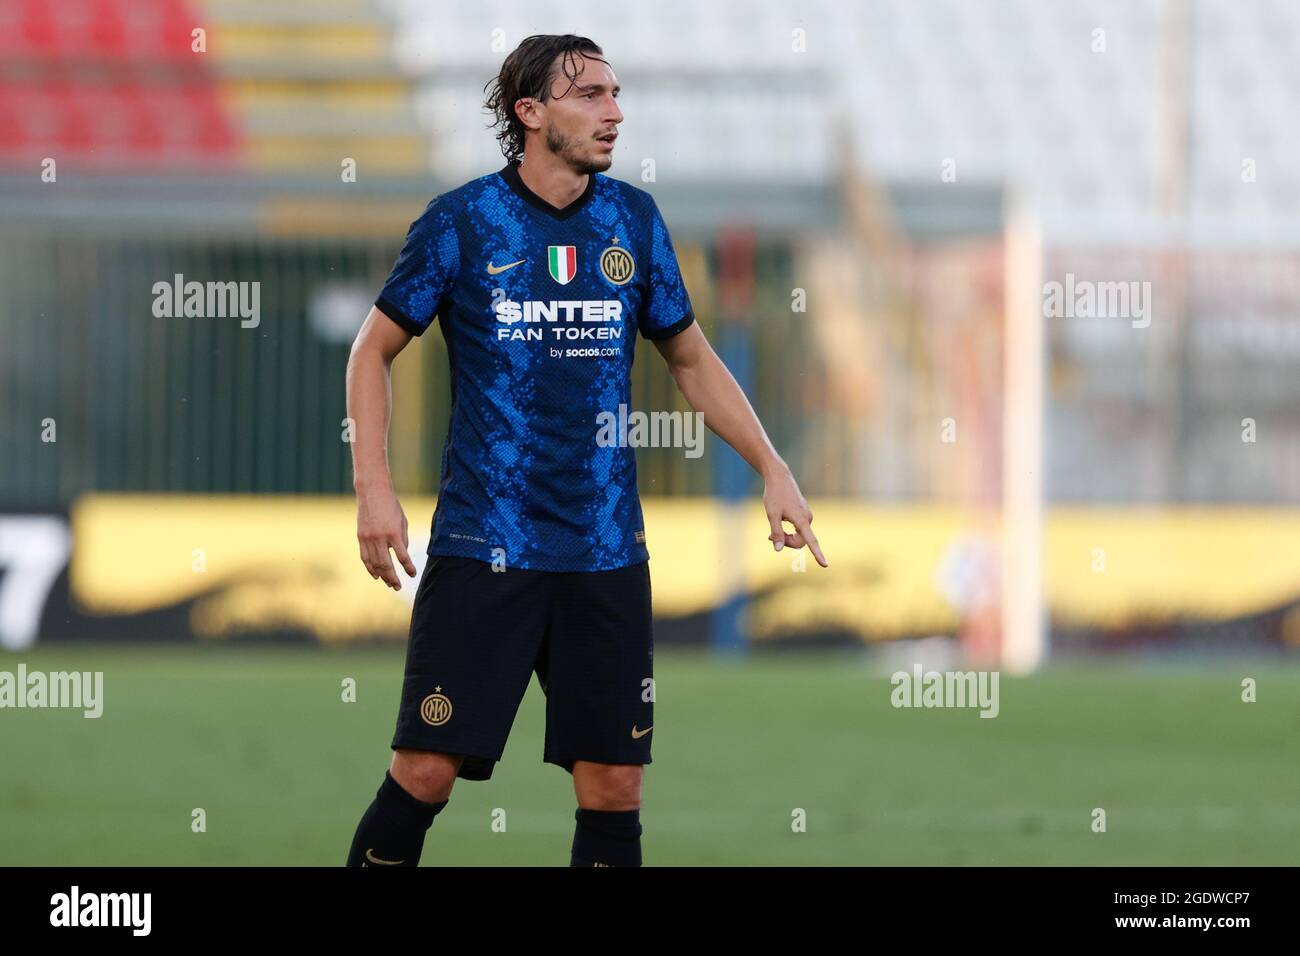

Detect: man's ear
[514, 97, 542, 133]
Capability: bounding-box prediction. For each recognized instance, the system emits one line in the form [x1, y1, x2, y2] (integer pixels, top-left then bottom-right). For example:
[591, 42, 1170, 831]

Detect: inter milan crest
[599, 239, 635, 286]
[420, 688, 453, 726]
[547, 245, 577, 285]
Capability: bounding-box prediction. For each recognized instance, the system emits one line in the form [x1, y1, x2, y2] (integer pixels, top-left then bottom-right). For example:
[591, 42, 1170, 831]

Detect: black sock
[570, 808, 642, 867]
[346, 771, 447, 867]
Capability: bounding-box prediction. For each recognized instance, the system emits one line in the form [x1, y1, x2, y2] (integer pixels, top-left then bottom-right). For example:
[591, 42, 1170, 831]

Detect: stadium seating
[377, 0, 1300, 228]
[0, 0, 240, 170]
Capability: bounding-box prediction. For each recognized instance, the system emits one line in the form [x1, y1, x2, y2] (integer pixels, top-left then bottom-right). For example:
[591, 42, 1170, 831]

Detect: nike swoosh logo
[486, 259, 526, 275]
[631, 724, 652, 739]
[364, 848, 405, 866]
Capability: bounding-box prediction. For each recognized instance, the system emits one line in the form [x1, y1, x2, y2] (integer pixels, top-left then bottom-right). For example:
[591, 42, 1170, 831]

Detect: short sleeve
[374, 195, 460, 336]
[638, 196, 695, 340]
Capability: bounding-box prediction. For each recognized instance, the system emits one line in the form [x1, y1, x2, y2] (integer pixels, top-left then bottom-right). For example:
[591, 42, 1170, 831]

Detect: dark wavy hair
[484, 34, 607, 164]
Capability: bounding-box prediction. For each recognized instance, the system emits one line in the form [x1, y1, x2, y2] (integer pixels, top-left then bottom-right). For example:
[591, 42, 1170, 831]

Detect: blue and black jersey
[375, 161, 695, 572]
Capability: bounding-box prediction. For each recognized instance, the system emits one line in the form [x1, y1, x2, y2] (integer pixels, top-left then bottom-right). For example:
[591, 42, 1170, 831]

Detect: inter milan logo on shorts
[420, 688, 453, 726]
[548, 245, 577, 285]
[599, 243, 635, 286]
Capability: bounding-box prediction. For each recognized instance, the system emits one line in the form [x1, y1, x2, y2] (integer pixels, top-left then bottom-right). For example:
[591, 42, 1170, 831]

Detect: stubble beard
[545, 122, 611, 175]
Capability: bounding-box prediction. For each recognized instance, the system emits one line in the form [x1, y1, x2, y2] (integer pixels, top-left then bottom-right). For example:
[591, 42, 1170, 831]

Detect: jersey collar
[499, 161, 596, 221]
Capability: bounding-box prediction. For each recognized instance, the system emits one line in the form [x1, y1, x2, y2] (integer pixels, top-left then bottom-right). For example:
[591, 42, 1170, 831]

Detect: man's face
[534, 53, 623, 174]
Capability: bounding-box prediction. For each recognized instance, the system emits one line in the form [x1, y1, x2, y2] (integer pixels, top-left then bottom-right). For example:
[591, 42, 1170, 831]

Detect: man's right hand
[356, 483, 418, 591]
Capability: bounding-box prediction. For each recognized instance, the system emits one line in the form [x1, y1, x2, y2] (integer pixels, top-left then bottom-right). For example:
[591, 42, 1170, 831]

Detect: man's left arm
[654, 323, 828, 568]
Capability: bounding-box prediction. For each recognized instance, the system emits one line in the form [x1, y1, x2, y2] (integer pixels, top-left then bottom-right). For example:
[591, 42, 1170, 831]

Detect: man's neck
[515, 150, 589, 210]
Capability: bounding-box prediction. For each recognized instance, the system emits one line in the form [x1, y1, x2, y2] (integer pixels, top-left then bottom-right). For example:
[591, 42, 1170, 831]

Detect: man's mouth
[596, 131, 618, 149]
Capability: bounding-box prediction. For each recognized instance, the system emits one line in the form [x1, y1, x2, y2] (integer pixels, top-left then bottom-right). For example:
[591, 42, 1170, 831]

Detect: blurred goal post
[1001, 196, 1046, 673]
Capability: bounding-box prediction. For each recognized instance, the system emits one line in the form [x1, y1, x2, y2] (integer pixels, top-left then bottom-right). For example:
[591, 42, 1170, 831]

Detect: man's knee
[573, 761, 643, 810]
[389, 749, 463, 804]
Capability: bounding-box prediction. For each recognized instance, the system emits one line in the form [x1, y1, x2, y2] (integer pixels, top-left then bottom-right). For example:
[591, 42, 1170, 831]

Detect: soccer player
[344, 34, 826, 868]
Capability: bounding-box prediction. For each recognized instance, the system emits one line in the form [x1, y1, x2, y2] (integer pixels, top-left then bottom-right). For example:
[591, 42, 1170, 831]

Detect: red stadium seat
[0, 0, 241, 170]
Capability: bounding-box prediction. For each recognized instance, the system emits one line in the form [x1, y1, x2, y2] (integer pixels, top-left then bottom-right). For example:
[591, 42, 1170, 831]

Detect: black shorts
[391, 555, 654, 781]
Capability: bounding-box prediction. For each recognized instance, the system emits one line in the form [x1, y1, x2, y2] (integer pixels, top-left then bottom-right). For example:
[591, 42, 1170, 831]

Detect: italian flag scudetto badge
[548, 245, 577, 285]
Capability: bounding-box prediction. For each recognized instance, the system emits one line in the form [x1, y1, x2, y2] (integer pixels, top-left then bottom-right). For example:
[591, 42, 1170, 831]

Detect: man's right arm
[346, 305, 418, 590]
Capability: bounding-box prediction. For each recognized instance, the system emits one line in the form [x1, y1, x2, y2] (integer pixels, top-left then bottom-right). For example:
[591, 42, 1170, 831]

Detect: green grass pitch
[2, 645, 1297, 865]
